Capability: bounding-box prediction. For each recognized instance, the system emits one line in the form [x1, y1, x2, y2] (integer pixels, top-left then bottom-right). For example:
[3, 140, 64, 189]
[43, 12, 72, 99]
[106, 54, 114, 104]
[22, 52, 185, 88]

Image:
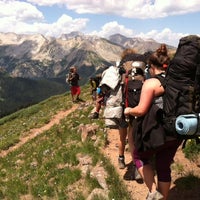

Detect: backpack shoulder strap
[154, 73, 166, 87]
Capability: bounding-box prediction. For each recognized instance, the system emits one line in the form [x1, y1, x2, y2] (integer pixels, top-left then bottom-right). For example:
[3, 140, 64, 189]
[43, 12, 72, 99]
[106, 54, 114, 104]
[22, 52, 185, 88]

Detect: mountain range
[0, 32, 176, 117]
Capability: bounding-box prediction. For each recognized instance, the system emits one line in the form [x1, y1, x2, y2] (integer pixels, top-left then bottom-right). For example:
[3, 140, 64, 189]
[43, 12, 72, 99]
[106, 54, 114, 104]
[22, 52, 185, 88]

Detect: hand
[124, 107, 132, 115]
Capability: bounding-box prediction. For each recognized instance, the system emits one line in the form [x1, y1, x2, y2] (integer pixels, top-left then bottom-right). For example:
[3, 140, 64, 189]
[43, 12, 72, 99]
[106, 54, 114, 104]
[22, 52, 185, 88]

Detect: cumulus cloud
[28, 0, 200, 19]
[0, 0, 44, 22]
[0, 14, 88, 37]
[0, 0, 200, 46]
[136, 28, 188, 47]
[90, 22, 187, 46]
[43, 15, 89, 37]
[27, 0, 65, 6]
[90, 21, 134, 38]
[0, 1, 88, 37]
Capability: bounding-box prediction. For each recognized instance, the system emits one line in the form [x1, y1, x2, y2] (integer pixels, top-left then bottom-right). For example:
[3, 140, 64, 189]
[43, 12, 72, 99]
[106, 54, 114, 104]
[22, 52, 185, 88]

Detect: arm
[68, 73, 74, 81]
[124, 78, 163, 117]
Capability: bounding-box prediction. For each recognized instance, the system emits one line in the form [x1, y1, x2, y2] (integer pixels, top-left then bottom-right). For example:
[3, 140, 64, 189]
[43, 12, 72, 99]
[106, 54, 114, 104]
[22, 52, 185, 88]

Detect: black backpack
[162, 35, 200, 140]
[93, 76, 101, 88]
[123, 63, 145, 109]
[126, 79, 143, 108]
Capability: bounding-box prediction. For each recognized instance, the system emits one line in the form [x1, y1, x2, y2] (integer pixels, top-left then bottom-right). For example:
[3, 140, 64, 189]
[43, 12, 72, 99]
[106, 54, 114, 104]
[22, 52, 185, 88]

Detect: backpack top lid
[119, 52, 148, 67]
[100, 66, 121, 90]
[132, 61, 146, 71]
[167, 35, 200, 81]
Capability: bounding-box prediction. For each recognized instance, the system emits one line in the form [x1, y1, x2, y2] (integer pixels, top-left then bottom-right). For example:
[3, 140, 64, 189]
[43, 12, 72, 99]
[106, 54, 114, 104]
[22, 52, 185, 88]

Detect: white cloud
[0, 1, 88, 37]
[27, 0, 63, 6]
[27, 0, 200, 19]
[46, 15, 88, 37]
[90, 22, 186, 46]
[90, 21, 134, 38]
[74, 20, 197, 46]
[0, 0, 199, 46]
[136, 28, 188, 46]
[0, 0, 44, 22]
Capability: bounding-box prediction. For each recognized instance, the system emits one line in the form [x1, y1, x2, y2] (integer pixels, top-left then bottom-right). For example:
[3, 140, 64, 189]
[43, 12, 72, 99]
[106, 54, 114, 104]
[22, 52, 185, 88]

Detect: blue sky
[0, 0, 200, 47]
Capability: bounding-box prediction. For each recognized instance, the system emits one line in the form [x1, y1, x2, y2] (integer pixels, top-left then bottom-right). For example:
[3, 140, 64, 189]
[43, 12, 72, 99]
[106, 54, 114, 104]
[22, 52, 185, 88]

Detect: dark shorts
[134, 139, 182, 182]
[111, 116, 128, 129]
[96, 95, 105, 105]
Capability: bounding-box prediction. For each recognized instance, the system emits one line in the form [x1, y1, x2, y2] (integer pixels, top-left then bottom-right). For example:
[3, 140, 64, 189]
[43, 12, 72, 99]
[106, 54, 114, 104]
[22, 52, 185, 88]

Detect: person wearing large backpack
[99, 64, 128, 169]
[124, 52, 181, 200]
[117, 48, 148, 178]
[162, 35, 200, 141]
[90, 69, 108, 119]
[89, 76, 101, 101]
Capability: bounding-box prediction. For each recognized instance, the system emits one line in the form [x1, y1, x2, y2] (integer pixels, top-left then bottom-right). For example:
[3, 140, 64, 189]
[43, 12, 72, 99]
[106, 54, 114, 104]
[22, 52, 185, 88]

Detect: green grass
[0, 83, 200, 199]
[183, 139, 200, 161]
[0, 83, 132, 200]
[0, 91, 73, 150]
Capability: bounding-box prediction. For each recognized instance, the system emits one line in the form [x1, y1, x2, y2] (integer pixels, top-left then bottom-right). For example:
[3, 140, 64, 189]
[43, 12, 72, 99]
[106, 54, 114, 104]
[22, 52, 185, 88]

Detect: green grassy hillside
[0, 84, 131, 200]
[0, 83, 200, 200]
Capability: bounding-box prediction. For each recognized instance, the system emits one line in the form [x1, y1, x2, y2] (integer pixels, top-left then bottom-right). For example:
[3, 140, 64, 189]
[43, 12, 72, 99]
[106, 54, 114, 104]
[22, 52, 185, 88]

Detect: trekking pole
[124, 72, 130, 123]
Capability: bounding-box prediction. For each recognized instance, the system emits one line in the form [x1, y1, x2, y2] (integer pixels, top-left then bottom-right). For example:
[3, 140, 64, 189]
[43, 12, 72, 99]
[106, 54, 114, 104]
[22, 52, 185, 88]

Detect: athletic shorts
[71, 86, 81, 95]
[106, 116, 128, 129]
[134, 139, 182, 182]
[97, 95, 105, 105]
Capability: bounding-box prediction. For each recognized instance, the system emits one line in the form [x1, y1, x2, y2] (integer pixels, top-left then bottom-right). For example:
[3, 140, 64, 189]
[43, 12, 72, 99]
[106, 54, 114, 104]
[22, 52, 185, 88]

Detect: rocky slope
[0, 32, 175, 79]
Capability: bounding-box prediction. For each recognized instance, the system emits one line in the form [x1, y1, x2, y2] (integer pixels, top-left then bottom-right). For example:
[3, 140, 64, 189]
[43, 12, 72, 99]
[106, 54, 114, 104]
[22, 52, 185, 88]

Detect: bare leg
[118, 127, 127, 169]
[118, 127, 127, 156]
[158, 181, 170, 200]
[91, 95, 104, 119]
[71, 94, 74, 102]
[128, 125, 134, 161]
[95, 101, 101, 113]
[138, 164, 157, 193]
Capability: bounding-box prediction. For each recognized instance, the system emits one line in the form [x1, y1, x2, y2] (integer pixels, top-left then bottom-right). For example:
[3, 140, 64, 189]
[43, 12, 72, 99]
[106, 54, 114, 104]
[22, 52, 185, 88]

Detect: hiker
[66, 67, 74, 85]
[156, 43, 168, 57]
[89, 76, 101, 101]
[90, 87, 105, 119]
[118, 48, 150, 180]
[101, 55, 145, 170]
[156, 43, 170, 69]
[124, 52, 182, 200]
[68, 66, 81, 102]
[96, 64, 128, 169]
[90, 68, 109, 119]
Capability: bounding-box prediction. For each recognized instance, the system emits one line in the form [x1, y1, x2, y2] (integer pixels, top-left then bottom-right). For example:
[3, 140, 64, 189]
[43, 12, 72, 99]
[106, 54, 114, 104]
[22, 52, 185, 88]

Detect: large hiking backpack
[124, 62, 145, 108]
[100, 66, 124, 127]
[162, 35, 200, 139]
[92, 76, 101, 88]
[119, 53, 147, 108]
[120, 60, 146, 131]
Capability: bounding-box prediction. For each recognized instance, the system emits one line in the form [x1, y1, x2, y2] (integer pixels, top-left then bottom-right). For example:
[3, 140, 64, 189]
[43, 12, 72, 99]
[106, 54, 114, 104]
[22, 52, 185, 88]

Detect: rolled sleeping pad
[175, 114, 200, 135]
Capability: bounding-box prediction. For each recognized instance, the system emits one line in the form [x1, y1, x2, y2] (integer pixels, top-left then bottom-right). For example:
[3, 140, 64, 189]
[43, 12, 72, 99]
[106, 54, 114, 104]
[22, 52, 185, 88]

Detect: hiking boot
[76, 97, 85, 102]
[123, 163, 142, 180]
[91, 112, 99, 119]
[146, 190, 163, 200]
[118, 157, 126, 169]
[134, 167, 142, 180]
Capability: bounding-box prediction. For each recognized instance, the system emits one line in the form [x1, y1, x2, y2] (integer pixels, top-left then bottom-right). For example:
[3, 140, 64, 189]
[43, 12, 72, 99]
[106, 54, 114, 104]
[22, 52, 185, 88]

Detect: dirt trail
[103, 129, 148, 199]
[104, 129, 200, 200]
[0, 105, 78, 158]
